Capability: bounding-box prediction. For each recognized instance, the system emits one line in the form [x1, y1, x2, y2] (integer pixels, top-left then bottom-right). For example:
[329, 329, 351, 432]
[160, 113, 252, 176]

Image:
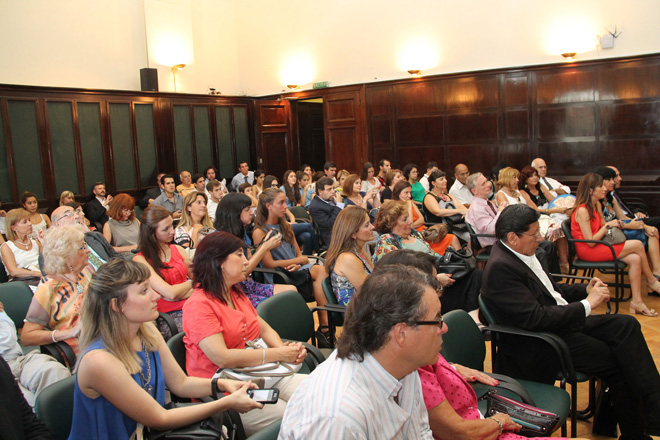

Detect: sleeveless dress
[137, 245, 188, 333]
[107, 218, 139, 257]
[330, 251, 372, 305]
[423, 192, 469, 243]
[68, 340, 165, 440]
[571, 204, 624, 261]
[1, 239, 40, 277]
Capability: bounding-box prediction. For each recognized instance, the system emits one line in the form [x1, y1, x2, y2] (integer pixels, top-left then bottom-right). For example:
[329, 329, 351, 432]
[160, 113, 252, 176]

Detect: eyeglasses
[58, 211, 77, 220]
[408, 317, 444, 329]
[519, 231, 542, 239]
[79, 242, 88, 251]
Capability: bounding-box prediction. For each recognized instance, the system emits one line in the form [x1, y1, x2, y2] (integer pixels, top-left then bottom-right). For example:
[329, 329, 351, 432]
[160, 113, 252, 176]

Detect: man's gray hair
[465, 172, 483, 192]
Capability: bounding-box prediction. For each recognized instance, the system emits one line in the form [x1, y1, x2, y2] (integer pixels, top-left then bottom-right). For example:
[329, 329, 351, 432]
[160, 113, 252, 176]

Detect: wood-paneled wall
[0, 85, 254, 210]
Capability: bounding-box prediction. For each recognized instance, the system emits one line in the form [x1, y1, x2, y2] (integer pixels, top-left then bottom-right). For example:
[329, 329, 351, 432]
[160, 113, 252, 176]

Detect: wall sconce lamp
[287, 84, 299, 90]
[561, 52, 577, 61]
[408, 69, 421, 76]
[171, 64, 186, 92]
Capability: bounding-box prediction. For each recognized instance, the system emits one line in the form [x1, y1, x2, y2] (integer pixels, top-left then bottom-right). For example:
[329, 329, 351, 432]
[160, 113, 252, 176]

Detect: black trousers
[561, 314, 659, 436]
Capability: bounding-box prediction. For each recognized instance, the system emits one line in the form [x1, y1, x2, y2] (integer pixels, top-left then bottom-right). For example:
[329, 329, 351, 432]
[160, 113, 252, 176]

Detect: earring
[68, 263, 74, 273]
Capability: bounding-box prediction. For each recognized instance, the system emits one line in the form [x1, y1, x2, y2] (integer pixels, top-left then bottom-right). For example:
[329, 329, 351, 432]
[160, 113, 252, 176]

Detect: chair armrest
[294, 219, 311, 223]
[157, 312, 179, 339]
[311, 304, 347, 314]
[251, 267, 293, 284]
[564, 237, 619, 260]
[549, 273, 593, 282]
[486, 324, 578, 384]
[41, 341, 77, 370]
[307, 255, 325, 264]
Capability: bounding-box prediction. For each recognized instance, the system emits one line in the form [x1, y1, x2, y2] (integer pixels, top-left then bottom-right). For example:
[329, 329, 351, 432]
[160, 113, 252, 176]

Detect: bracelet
[51, 329, 57, 343]
[262, 348, 266, 365]
[491, 416, 503, 435]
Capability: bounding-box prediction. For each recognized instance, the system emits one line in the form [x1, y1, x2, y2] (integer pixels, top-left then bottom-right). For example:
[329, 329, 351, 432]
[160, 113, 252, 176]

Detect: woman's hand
[436, 273, 455, 287]
[645, 225, 659, 239]
[56, 321, 81, 341]
[283, 341, 307, 364]
[274, 344, 305, 363]
[605, 219, 621, 229]
[285, 263, 301, 271]
[453, 364, 498, 385]
[220, 379, 258, 394]
[262, 231, 282, 251]
[222, 382, 263, 413]
[492, 413, 522, 432]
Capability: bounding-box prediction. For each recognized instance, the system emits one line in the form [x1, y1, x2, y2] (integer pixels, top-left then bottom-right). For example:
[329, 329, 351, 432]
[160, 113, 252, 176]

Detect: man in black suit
[308, 177, 344, 247]
[609, 166, 660, 229]
[83, 182, 111, 228]
[139, 173, 165, 210]
[482, 204, 660, 439]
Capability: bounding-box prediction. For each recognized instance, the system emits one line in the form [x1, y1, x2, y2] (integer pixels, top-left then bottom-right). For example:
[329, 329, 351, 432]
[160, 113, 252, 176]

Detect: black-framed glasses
[408, 317, 444, 329]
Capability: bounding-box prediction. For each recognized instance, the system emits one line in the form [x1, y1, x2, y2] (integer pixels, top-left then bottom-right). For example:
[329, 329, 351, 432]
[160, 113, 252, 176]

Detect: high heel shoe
[648, 279, 660, 295]
[630, 301, 659, 317]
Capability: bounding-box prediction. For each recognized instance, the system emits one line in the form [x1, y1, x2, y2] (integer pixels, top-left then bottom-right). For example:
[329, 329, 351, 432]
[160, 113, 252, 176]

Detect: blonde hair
[79, 259, 159, 375]
[59, 191, 75, 206]
[5, 208, 30, 241]
[42, 225, 86, 275]
[497, 167, 520, 190]
[178, 191, 214, 230]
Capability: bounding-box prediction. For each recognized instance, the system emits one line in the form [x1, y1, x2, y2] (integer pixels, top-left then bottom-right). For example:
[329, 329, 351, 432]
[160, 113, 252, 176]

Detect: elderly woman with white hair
[21, 225, 92, 354]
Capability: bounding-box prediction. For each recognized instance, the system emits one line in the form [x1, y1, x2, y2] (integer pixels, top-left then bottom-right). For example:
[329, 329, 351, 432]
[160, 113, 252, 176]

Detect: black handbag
[436, 246, 476, 280]
[483, 389, 560, 437]
[274, 266, 314, 302]
[143, 402, 239, 440]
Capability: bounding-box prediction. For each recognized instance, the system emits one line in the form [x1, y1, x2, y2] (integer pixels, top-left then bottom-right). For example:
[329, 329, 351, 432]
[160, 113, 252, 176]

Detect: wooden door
[255, 100, 292, 179]
[323, 90, 365, 173]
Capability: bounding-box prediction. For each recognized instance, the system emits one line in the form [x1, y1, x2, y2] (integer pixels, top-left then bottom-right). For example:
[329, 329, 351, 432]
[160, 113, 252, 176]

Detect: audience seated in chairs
[423, 169, 470, 244]
[571, 173, 660, 316]
[281, 170, 301, 208]
[296, 171, 313, 208]
[373, 200, 481, 314]
[59, 191, 75, 206]
[253, 188, 328, 330]
[0, 300, 70, 407]
[307, 177, 344, 248]
[214, 193, 296, 307]
[68, 259, 261, 440]
[102, 193, 139, 258]
[394, 179, 460, 255]
[176, 170, 196, 199]
[482, 203, 660, 439]
[21, 191, 51, 242]
[22, 226, 91, 355]
[0, 208, 42, 286]
[182, 232, 306, 436]
[402, 163, 426, 204]
[238, 182, 258, 208]
[324, 206, 374, 306]
[133, 206, 193, 338]
[342, 173, 380, 215]
[380, 168, 404, 201]
[360, 161, 381, 195]
[173, 192, 214, 250]
[152, 175, 184, 220]
[82, 183, 111, 229]
[251, 169, 265, 200]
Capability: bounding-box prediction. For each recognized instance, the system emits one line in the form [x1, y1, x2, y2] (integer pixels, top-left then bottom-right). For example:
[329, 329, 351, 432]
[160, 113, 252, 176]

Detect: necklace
[61, 272, 85, 295]
[13, 237, 30, 249]
[161, 246, 171, 263]
[138, 341, 153, 395]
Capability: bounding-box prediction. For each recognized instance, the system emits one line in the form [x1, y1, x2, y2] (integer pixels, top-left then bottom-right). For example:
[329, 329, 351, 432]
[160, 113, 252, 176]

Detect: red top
[182, 286, 261, 379]
[137, 244, 188, 313]
[571, 204, 624, 261]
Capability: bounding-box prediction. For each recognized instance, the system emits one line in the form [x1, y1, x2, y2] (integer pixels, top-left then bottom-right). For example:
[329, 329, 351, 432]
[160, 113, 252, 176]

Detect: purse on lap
[603, 226, 626, 245]
[483, 389, 560, 437]
[213, 338, 302, 389]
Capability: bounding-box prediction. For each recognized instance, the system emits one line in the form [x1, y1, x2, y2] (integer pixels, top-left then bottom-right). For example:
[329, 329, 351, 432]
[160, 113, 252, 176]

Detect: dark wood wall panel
[364, 54, 660, 214]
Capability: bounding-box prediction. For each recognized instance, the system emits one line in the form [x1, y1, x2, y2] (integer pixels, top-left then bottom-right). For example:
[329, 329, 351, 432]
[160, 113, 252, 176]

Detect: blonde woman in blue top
[69, 259, 260, 440]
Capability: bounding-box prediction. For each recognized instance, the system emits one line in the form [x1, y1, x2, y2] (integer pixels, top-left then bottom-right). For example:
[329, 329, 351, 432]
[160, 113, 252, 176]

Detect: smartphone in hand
[247, 388, 279, 404]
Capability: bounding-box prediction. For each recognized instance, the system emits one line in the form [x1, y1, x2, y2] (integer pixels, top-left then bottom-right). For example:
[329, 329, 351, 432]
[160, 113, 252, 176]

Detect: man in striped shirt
[279, 265, 441, 439]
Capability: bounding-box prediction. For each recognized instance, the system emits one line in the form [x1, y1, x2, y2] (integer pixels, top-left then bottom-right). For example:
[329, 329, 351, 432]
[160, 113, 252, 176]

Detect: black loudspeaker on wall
[140, 68, 158, 92]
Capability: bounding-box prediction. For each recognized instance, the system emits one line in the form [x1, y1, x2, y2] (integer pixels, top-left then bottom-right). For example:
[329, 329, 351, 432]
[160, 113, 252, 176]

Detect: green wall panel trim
[193, 106, 213, 171]
[0, 110, 12, 202]
[47, 102, 79, 195]
[109, 103, 136, 190]
[77, 102, 105, 193]
[214, 106, 233, 181]
[234, 107, 250, 168]
[135, 104, 157, 188]
[7, 100, 44, 199]
[174, 105, 194, 173]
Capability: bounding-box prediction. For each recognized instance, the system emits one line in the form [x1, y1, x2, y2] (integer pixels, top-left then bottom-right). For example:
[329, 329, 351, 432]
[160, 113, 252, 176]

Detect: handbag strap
[231, 362, 295, 377]
[483, 373, 536, 406]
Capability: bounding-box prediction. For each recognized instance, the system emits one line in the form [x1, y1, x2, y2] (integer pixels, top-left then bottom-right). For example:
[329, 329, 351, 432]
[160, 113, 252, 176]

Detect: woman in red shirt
[182, 231, 307, 436]
[133, 206, 193, 337]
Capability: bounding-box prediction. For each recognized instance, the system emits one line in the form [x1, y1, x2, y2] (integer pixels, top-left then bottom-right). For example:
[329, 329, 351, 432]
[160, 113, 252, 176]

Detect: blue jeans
[291, 222, 319, 255]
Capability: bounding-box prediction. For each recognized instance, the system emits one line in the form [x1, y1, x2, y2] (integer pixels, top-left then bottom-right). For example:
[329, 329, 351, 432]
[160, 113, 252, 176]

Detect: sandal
[315, 325, 332, 348]
[630, 302, 659, 317]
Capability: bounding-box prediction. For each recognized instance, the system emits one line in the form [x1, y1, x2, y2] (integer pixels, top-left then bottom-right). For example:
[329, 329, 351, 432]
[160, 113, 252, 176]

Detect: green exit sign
[313, 81, 330, 89]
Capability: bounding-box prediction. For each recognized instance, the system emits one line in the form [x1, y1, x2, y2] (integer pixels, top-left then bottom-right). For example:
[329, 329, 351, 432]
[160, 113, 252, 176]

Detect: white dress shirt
[539, 176, 571, 196]
[502, 242, 591, 316]
[449, 180, 473, 205]
[279, 351, 433, 439]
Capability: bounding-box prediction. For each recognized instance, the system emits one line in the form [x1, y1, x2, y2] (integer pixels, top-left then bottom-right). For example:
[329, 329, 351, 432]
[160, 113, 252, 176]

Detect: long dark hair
[213, 193, 252, 239]
[392, 181, 411, 201]
[282, 170, 301, 205]
[572, 173, 603, 220]
[255, 188, 295, 245]
[193, 232, 245, 303]
[138, 206, 172, 277]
